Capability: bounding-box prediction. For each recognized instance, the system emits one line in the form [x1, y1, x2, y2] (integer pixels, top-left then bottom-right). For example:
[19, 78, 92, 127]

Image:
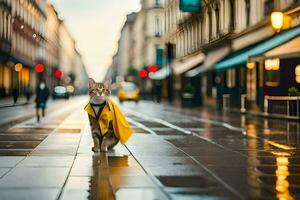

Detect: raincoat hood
[84, 98, 132, 144]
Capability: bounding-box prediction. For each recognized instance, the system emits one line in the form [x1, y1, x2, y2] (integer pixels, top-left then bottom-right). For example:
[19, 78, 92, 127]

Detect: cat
[88, 78, 119, 152]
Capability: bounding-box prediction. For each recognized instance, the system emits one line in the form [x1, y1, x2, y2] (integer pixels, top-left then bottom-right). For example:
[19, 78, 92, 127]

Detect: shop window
[265, 58, 280, 87]
[226, 68, 236, 88]
[295, 65, 300, 83]
[247, 67, 256, 101]
[265, 70, 280, 87]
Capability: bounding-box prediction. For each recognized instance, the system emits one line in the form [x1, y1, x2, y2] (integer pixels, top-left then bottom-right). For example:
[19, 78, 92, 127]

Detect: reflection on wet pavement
[120, 100, 300, 199]
[1, 97, 300, 199]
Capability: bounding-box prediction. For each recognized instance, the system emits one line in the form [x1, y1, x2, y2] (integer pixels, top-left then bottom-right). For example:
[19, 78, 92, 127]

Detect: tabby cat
[88, 78, 119, 152]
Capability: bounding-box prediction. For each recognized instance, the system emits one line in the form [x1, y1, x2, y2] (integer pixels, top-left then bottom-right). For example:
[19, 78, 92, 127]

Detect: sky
[50, 0, 141, 81]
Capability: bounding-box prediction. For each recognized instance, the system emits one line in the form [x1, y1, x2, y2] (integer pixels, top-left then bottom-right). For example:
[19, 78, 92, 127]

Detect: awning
[185, 46, 230, 77]
[264, 36, 300, 58]
[173, 53, 205, 75]
[10, 54, 35, 68]
[149, 66, 170, 80]
[215, 25, 300, 71]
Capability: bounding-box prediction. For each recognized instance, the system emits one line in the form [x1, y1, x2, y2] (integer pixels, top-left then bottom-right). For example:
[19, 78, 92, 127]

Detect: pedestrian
[35, 80, 50, 122]
[12, 87, 19, 104]
[25, 87, 32, 103]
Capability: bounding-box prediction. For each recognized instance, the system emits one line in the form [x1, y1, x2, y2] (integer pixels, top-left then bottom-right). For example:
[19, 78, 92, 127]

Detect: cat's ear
[103, 79, 111, 89]
[88, 78, 96, 88]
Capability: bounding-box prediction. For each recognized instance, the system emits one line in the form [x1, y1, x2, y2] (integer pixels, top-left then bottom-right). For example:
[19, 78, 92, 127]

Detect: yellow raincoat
[84, 98, 132, 144]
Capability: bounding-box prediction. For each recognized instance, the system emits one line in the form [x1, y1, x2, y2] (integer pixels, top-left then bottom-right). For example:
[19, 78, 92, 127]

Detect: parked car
[53, 86, 69, 100]
[118, 82, 140, 103]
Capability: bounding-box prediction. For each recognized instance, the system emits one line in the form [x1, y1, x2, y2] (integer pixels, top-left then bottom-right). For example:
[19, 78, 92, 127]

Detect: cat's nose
[96, 93, 100, 96]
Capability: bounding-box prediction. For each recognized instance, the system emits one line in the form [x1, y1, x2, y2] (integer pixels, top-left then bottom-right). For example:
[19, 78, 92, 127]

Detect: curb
[0, 102, 31, 109]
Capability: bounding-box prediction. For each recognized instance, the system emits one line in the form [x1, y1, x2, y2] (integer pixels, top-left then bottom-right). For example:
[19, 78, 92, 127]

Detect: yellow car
[118, 82, 140, 103]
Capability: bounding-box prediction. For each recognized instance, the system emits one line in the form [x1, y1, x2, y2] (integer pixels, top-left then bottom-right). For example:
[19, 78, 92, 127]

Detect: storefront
[247, 35, 300, 115]
[185, 45, 231, 107]
[215, 25, 300, 110]
[0, 62, 12, 97]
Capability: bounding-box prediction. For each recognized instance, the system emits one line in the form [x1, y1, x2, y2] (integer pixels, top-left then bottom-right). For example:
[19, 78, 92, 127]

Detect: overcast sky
[50, 0, 141, 81]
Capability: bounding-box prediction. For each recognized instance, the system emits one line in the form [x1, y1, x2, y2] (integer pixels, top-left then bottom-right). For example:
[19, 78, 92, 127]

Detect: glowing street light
[14, 63, 23, 72]
[271, 12, 284, 32]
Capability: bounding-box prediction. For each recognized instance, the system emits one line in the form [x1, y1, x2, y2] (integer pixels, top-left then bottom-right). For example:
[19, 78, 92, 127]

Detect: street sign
[180, 0, 201, 13]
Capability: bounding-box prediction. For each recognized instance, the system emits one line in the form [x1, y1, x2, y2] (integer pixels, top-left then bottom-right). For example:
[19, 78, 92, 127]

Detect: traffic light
[149, 65, 159, 73]
[54, 70, 62, 78]
[139, 69, 148, 78]
[35, 64, 44, 73]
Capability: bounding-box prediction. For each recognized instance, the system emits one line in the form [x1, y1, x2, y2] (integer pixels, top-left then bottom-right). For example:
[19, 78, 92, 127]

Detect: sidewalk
[0, 106, 170, 200]
[0, 97, 29, 108]
[158, 97, 300, 121]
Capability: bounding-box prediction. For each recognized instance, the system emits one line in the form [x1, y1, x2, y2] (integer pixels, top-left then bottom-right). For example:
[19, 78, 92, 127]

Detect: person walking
[12, 87, 19, 104]
[35, 80, 50, 122]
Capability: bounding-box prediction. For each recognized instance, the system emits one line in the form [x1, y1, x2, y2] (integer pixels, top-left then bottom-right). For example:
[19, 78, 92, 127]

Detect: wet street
[0, 97, 299, 200]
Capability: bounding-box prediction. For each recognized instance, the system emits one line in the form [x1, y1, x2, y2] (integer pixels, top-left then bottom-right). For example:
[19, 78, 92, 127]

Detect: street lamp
[271, 12, 284, 32]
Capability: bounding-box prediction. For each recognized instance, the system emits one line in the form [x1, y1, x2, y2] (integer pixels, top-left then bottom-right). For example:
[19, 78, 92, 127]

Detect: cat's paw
[92, 147, 100, 153]
[100, 145, 108, 152]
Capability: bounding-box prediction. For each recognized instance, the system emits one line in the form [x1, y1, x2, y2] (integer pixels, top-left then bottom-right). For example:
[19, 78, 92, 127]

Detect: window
[229, 0, 235, 30]
[226, 69, 236, 88]
[208, 9, 212, 40]
[264, 0, 275, 16]
[215, 6, 220, 35]
[155, 16, 160, 37]
[155, 0, 160, 7]
[245, 0, 250, 26]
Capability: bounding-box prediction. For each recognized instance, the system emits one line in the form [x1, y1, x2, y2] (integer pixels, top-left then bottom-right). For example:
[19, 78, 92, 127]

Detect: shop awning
[264, 36, 300, 58]
[173, 53, 205, 75]
[215, 25, 300, 71]
[149, 66, 171, 80]
[8, 53, 36, 68]
[185, 46, 230, 77]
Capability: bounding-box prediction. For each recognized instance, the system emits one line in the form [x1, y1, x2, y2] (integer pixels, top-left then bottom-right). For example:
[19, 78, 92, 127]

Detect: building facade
[161, 0, 300, 110]
[0, 0, 13, 96]
[0, 1, 88, 98]
[107, 0, 165, 84]
[45, 3, 60, 90]
[0, 0, 47, 97]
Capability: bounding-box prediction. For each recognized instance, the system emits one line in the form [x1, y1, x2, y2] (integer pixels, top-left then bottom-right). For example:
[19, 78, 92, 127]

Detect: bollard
[264, 97, 268, 114]
[287, 100, 290, 116]
[240, 94, 246, 112]
[223, 94, 230, 111]
[297, 97, 299, 118]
